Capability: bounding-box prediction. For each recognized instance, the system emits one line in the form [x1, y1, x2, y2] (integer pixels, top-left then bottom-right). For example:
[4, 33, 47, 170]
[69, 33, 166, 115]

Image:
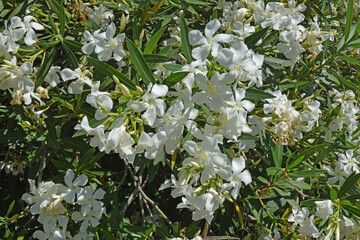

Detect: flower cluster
[22, 169, 106, 240]
[1, 0, 360, 239]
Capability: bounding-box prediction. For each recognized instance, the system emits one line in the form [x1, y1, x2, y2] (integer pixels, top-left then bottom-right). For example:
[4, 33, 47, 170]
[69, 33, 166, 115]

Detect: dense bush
[1, 0, 360, 239]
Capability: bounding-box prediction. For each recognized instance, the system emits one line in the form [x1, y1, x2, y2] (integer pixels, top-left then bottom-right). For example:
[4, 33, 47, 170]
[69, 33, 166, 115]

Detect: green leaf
[59, 3, 65, 36]
[266, 167, 283, 176]
[288, 143, 330, 169]
[48, 16, 58, 34]
[345, 0, 354, 41]
[314, 143, 338, 166]
[144, 28, 165, 54]
[101, 230, 117, 240]
[126, 38, 156, 85]
[179, 14, 192, 63]
[164, 71, 189, 86]
[244, 88, 275, 101]
[185, 221, 201, 238]
[288, 170, 326, 178]
[77, 150, 104, 173]
[35, 47, 55, 88]
[279, 81, 309, 90]
[51, 159, 74, 170]
[330, 189, 338, 202]
[62, 43, 78, 68]
[7, 0, 30, 21]
[184, 0, 212, 5]
[339, 172, 360, 197]
[47, 0, 61, 16]
[238, 133, 258, 140]
[275, 178, 311, 190]
[87, 56, 136, 90]
[244, 27, 269, 49]
[344, 193, 360, 201]
[328, 69, 360, 94]
[6, 200, 15, 217]
[143, 54, 174, 63]
[338, 53, 360, 65]
[163, 63, 183, 72]
[341, 203, 360, 218]
[271, 143, 283, 168]
[63, 39, 83, 51]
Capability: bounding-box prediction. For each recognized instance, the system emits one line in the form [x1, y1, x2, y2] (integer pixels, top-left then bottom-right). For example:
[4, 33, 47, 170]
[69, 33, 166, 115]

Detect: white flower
[62, 169, 88, 203]
[183, 138, 227, 184]
[87, 4, 114, 29]
[218, 157, 252, 199]
[61, 67, 93, 94]
[106, 124, 135, 162]
[216, 41, 264, 80]
[77, 185, 106, 216]
[74, 116, 107, 151]
[339, 150, 360, 174]
[44, 66, 61, 87]
[315, 200, 333, 220]
[86, 82, 113, 120]
[11, 16, 44, 45]
[188, 19, 233, 61]
[127, 83, 168, 126]
[323, 162, 349, 186]
[192, 72, 234, 111]
[94, 23, 126, 62]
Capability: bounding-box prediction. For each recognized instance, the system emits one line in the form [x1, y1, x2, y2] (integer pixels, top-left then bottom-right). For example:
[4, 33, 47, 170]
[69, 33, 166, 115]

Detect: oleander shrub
[1, 0, 360, 239]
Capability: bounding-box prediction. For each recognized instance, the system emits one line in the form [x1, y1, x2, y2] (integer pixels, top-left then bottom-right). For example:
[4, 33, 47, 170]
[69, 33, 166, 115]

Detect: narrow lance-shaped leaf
[345, 0, 354, 41]
[244, 27, 269, 50]
[339, 172, 360, 197]
[62, 42, 78, 68]
[180, 14, 193, 63]
[143, 54, 174, 63]
[87, 56, 136, 91]
[164, 71, 189, 87]
[126, 38, 156, 85]
[35, 47, 55, 88]
[59, 3, 66, 36]
[143, 28, 165, 54]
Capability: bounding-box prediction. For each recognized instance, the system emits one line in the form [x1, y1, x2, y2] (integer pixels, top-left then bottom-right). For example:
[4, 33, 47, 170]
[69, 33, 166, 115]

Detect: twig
[138, 187, 173, 227]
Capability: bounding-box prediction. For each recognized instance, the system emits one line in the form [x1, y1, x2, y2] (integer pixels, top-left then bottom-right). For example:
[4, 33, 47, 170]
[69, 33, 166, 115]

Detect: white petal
[65, 169, 74, 187]
[61, 68, 78, 81]
[74, 174, 88, 186]
[192, 45, 211, 61]
[24, 29, 37, 45]
[127, 100, 147, 112]
[143, 106, 157, 126]
[98, 48, 112, 61]
[93, 188, 106, 199]
[213, 33, 234, 43]
[151, 84, 168, 98]
[68, 80, 84, 94]
[82, 42, 95, 55]
[30, 21, 44, 30]
[106, 23, 116, 39]
[205, 19, 220, 39]
[232, 157, 245, 174]
[239, 170, 252, 185]
[188, 30, 207, 46]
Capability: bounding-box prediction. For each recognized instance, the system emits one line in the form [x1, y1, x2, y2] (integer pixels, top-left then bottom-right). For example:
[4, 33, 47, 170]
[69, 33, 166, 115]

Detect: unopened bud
[120, 13, 126, 33]
[139, 29, 145, 43]
[120, 83, 131, 98]
[136, 86, 144, 94]
[190, 161, 201, 169]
